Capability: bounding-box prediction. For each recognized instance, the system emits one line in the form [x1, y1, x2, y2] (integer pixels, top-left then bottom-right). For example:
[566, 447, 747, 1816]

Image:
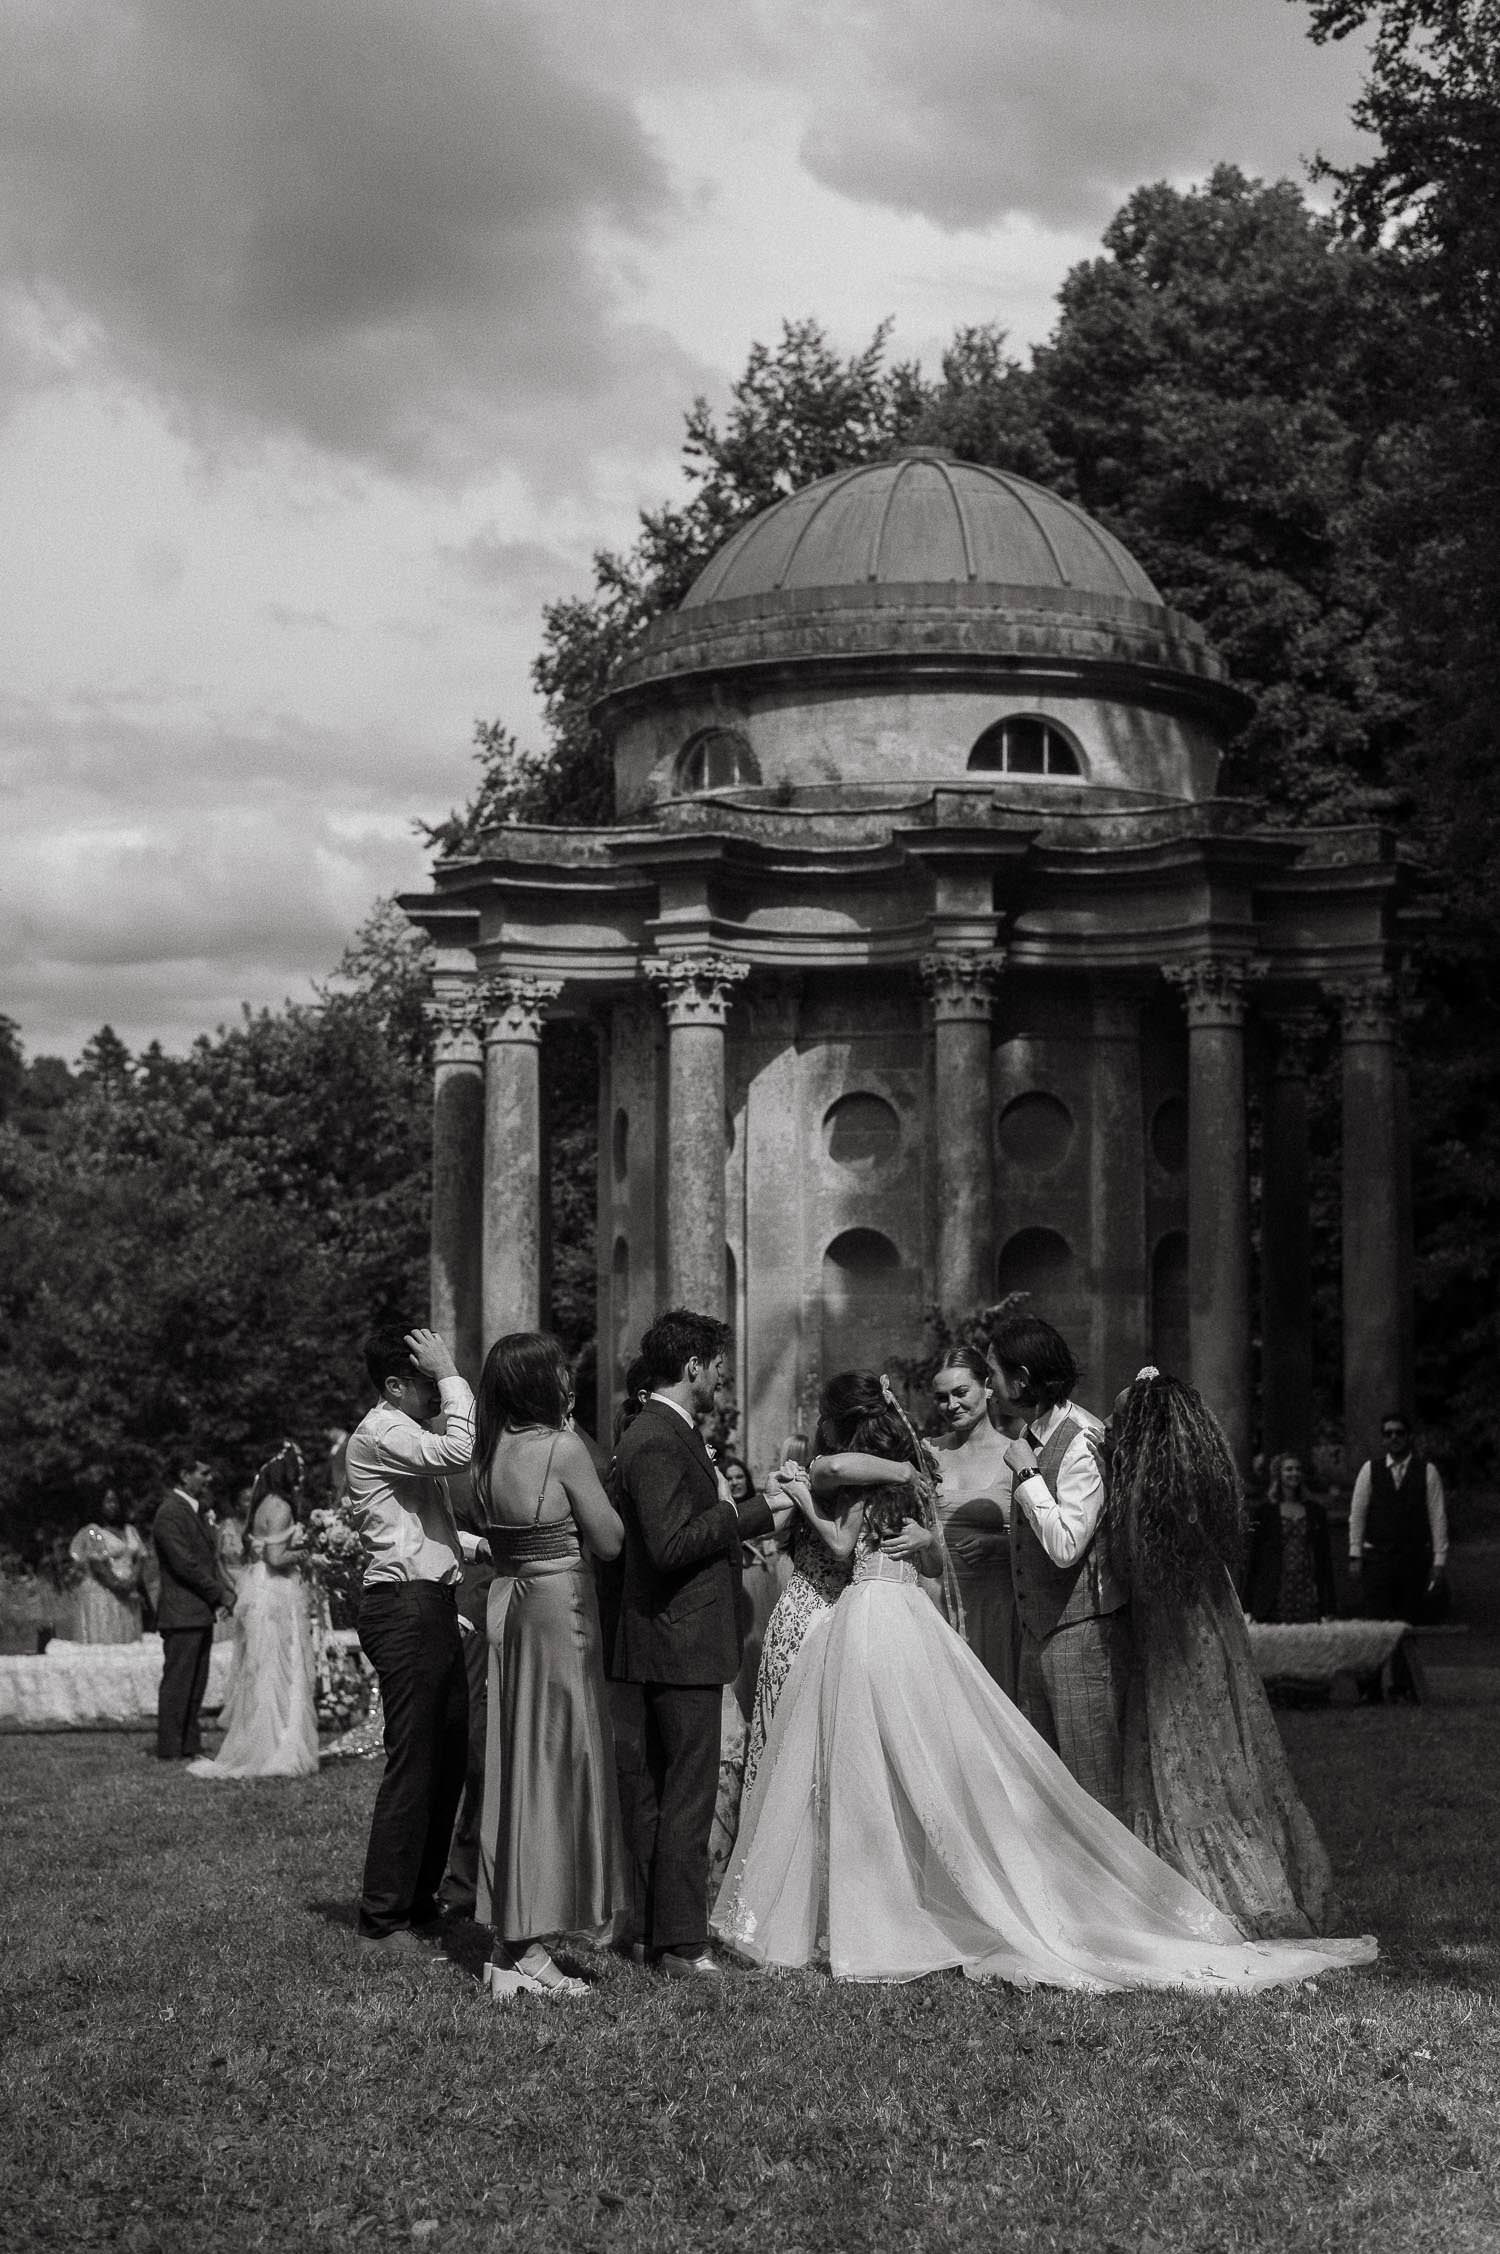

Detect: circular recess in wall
[996, 1226, 1078, 1299]
[996, 1091, 1074, 1170]
[823, 1092, 901, 1170]
[1151, 1095, 1188, 1174]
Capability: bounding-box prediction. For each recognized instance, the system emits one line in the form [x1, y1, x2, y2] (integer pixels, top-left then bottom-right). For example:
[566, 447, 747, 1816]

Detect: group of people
[336, 1306, 1378, 1999]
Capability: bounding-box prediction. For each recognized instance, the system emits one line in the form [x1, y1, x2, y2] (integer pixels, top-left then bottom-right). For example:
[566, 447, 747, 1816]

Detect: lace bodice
[852, 1545, 919, 1588]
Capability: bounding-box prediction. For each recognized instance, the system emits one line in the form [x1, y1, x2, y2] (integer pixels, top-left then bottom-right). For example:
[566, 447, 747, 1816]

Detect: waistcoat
[1365, 1455, 1431, 1550]
[1010, 1414, 1127, 1640]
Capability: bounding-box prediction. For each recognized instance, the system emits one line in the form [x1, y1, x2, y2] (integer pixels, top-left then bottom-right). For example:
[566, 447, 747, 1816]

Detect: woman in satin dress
[473, 1332, 626, 2001]
[929, 1347, 1018, 1697]
[713, 1382, 1376, 1993]
[68, 1490, 146, 1644]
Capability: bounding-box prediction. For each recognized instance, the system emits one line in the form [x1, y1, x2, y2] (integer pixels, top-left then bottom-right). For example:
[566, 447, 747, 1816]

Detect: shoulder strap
[533, 1434, 562, 1524]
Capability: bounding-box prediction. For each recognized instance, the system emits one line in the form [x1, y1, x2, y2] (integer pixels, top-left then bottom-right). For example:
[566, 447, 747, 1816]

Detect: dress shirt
[171, 1488, 203, 1515]
[345, 1375, 475, 1586]
[647, 1391, 696, 1429]
[1348, 1455, 1448, 1568]
[1010, 1399, 1107, 1569]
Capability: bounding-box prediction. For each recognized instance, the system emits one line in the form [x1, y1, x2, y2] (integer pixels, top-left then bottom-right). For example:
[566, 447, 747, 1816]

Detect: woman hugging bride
[712, 1372, 1375, 1995]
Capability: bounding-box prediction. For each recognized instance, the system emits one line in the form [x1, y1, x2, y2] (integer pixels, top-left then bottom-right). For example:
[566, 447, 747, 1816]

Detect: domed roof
[682, 449, 1160, 608]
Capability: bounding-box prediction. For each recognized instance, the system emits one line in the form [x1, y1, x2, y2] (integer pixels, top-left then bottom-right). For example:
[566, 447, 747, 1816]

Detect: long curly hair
[1108, 1373, 1244, 1609]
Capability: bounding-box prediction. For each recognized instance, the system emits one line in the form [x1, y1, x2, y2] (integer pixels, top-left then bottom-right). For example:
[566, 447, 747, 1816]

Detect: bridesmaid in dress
[474, 1332, 626, 2001]
[929, 1347, 1018, 1698]
[68, 1490, 146, 1644]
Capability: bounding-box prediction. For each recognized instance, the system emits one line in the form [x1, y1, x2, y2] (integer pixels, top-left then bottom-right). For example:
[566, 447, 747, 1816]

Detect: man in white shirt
[1349, 1411, 1449, 1702]
[346, 1324, 475, 1955]
[987, 1315, 1129, 1819]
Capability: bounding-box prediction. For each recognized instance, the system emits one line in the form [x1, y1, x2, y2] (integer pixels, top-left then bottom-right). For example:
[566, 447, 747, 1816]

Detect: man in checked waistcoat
[986, 1312, 1129, 1819]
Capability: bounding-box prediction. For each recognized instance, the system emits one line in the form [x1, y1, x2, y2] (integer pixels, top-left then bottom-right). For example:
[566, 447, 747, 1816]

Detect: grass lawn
[7, 1527, 1500, 2254]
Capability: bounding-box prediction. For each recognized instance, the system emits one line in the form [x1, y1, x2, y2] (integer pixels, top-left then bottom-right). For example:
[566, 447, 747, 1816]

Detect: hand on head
[404, 1328, 457, 1382]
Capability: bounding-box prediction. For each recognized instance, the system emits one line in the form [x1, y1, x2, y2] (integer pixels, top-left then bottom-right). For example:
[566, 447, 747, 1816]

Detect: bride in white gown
[190, 1471, 318, 1782]
[713, 1389, 1376, 1994]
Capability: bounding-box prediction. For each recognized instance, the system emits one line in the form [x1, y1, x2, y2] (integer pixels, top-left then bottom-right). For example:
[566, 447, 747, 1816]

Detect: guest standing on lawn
[613, 1309, 790, 1978]
[69, 1489, 147, 1644]
[345, 1325, 474, 1959]
[152, 1460, 237, 1760]
[930, 1346, 1018, 1698]
[472, 1332, 627, 1999]
[1349, 1412, 1449, 1703]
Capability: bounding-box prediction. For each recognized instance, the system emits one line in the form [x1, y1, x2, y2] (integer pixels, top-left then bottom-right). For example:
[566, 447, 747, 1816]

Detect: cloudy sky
[0, 0, 1370, 1059]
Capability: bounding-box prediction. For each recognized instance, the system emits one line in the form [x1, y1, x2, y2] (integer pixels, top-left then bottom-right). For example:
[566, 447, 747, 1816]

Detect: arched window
[675, 728, 760, 794]
[968, 716, 1082, 778]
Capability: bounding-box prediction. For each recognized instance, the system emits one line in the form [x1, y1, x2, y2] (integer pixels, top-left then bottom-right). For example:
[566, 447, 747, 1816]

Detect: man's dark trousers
[157, 1628, 214, 1759]
[357, 1582, 469, 1937]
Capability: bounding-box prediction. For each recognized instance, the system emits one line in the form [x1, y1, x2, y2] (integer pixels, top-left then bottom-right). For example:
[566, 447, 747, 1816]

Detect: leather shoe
[357, 1928, 433, 1962]
[657, 1949, 723, 1981]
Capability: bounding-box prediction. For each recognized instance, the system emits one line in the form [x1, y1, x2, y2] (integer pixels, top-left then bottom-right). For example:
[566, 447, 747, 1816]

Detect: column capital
[1332, 973, 1399, 1041]
[643, 952, 749, 1028]
[425, 988, 482, 1067]
[1267, 1004, 1326, 1080]
[479, 974, 563, 1047]
[919, 949, 1006, 1024]
[1163, 955, 1264, 1029]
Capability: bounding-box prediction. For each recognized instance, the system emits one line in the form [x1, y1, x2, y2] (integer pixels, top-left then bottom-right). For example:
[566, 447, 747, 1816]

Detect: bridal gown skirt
[712, 1567, 1376, 1993]
[188, 1564, 319, 1780]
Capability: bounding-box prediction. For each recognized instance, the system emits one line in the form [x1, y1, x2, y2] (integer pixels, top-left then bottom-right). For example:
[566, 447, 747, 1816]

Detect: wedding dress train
[712, 1549, 1376, 1992]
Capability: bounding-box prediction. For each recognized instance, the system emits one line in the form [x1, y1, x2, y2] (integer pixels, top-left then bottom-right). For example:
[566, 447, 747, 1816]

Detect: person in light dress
[68, 1490, 147, 1644]
[713, 1375, 1376, 1994]
[189, 1454, 319, 1781]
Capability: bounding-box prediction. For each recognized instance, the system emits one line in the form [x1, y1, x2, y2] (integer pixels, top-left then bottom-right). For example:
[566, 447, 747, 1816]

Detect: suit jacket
[612, 1401, 774, 1686]
[152, 1493, 235, 1633]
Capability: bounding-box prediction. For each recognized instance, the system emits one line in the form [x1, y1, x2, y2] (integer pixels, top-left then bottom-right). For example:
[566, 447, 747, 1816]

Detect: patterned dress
[742, 1517, 852, 1796]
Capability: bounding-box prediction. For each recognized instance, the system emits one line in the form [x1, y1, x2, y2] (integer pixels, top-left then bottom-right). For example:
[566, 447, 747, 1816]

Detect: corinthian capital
[919, 950, 1005, 1024]
[479, 973, 563, 1047]
[1332, 974, 1398, 1041]
[1163, 956, 1264, 1029]
[643, 952, 749, 1029]
[425, 988, 482, 1068]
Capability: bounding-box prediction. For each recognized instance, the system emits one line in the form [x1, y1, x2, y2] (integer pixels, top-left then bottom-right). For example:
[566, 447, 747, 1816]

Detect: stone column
[920, 950, 1004, 1317]
[1089, 985, 1146, 1402]
[426, 989, 485, 1384]
[1336, 975, 1404, 1468]
[644, 952, 749, 1316]
[479, 974, 561, 1347]
[1260, 1008, 1323, 1461]
[1163, 958, 1257, 1466]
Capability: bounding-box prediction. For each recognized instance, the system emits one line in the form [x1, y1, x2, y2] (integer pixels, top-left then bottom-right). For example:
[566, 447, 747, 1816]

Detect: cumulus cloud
[0, 0, 690, 479]
[792, 0, 1369, 231]
[0, 690, 439, 1054]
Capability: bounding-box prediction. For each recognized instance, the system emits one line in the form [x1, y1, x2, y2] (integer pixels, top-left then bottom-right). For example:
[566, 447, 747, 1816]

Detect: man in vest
[987, 1313, 1129, 1818]
[1349, 1411, 1448, 1702]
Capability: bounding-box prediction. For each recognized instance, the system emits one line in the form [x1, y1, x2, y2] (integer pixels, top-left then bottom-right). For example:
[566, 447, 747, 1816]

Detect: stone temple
[402, 449, 1418, 1473]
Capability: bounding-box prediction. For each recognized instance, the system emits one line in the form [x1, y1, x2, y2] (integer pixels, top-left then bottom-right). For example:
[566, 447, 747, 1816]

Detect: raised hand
[403, 1327, 457, 1382]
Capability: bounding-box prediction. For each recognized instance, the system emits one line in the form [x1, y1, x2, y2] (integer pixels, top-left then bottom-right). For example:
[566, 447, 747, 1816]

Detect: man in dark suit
[152, 1458, 236, 1760]
[614, 1308, 789, 1978]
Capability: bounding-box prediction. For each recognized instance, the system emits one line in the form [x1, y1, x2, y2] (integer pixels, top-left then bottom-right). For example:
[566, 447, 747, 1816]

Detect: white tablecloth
[1247, 1618, 1410, 1682]
[0, 1627, 364, 1731]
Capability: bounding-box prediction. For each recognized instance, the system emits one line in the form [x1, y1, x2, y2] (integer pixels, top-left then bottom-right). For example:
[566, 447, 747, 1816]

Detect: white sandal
[484, 1952, 588, 2001]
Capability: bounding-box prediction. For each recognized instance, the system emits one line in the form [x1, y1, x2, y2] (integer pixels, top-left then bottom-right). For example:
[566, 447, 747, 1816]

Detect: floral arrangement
[297, 1503, 365, 1628]
[315, 1637, 375, 1732]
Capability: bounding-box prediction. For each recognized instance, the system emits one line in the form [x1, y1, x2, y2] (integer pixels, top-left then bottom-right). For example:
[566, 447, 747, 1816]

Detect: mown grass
[3, 1685, 1497, 2254]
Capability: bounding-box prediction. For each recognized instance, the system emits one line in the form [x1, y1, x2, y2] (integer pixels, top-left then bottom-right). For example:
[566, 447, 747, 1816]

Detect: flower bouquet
[299, 1503, 365, 1628]
[315, 1637, 375, 1733]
